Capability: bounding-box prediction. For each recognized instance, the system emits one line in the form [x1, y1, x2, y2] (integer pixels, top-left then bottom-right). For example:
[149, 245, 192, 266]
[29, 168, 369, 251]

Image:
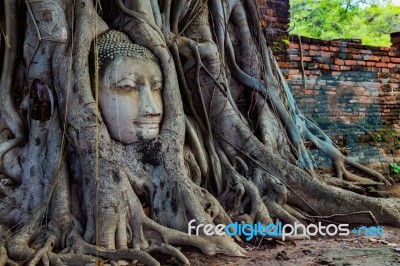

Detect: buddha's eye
[115, 79, 137, 92]
[116, 85, 137, 92]
[152, 83, 162, 92]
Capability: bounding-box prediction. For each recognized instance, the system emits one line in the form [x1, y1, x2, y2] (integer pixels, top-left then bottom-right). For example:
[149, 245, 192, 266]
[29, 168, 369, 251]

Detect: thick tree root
[1, 1, 400, 266]
[28, 234, 61, 266]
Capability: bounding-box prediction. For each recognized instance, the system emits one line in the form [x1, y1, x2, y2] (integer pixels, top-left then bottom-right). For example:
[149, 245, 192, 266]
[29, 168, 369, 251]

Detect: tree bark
[0, 0, 398, 265]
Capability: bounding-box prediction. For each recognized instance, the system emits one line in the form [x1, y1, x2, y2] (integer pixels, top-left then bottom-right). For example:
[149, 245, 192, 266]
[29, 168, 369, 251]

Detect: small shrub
[374, 134, 383, 143]
[395, 140, 400, 149]
[390, 162, 400, 174]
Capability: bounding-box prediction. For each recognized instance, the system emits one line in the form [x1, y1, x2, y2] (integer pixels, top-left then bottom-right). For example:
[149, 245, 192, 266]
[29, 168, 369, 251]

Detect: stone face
[98, 58, 163, 144]
[93, 30, 164, 144]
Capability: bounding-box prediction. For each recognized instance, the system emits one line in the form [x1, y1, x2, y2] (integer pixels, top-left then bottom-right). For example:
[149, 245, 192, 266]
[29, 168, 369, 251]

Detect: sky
[392, 0, 400, 5]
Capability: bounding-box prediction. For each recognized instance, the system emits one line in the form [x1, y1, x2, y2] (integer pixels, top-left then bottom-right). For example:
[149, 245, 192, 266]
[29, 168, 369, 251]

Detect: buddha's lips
[133, 120, 161, 127]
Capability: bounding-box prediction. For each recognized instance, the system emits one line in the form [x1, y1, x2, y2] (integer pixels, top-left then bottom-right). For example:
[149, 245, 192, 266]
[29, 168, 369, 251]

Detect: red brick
[388, 63, 397, 68]
[361, 49, 372, 54]
[390, 83, 399, 89]
[330, 65, 340, 71]
[287, 69, 300, 75]
[320, 64, 330, 70]
[340, 66, 351, 71]
[278, 62, 288, 68]
[385, 96, 396, 101]
[367, 61, 376, 66]
[357, 61, 367, 66]
[287, 75, 303, 79]
[330, 46, 340, 52]
[310, 45, 319, 50]
[391, 57, 400, 63]
[345, 60, 357, 66]
[347, 48, 358, 54]
[364, 55, 380, 61]
[334, 59, 345, 65]
[265, 17, 277, 22]
[381, 57, 391, 63]
[309, 50, 317, 56]
[376, 62, 388, 67]
[289, 55, 301, 61]
[321, 51, 331, 57]
[266, 8, 275, 16]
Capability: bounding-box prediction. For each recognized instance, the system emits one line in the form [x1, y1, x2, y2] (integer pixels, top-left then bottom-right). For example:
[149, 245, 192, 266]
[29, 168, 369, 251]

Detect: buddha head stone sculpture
[92, 30, 163, 144]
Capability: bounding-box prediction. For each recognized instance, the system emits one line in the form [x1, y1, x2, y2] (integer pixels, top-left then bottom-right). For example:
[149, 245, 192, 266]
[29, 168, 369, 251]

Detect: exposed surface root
[0, 1, 399, 266]
[28, 234, 58, 266]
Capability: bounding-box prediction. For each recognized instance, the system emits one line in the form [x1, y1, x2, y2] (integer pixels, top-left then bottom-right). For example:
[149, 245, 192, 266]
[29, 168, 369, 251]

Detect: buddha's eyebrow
[116, 78, 135, 84]
[152, 77, 162, 83]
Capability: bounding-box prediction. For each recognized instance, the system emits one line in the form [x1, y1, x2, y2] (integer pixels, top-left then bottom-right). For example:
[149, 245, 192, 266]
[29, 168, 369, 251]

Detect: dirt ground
[178, 225, 400, 266]
[181, 226, 400, 266]
[156, 183, 400, 266]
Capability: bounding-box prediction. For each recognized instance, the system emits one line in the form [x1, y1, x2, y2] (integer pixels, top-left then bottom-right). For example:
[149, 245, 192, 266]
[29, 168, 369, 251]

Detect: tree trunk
[0, 0, 398, 265]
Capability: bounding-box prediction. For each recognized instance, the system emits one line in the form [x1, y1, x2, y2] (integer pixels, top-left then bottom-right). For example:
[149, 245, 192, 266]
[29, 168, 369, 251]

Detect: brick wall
[277, 37, 400, 135]
[258, 0, 290, 36]
[256, 1, 399, 134]
[256, 1, 400, 165]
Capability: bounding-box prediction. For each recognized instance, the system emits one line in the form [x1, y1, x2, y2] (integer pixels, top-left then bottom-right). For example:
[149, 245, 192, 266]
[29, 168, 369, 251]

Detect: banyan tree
[0, 0, 399, 265]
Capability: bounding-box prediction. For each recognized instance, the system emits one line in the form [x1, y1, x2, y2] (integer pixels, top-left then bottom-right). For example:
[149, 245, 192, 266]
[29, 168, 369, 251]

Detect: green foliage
[390, 162, 400, 174]
[290, 0, 400, 46]
[374, 133, 383, 142]
[395, 140, 400, 148]
[271, 39, 290, 52]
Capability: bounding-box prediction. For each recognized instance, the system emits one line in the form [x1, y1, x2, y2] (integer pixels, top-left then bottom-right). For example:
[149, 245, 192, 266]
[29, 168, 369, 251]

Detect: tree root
[143, 217, 246, 257]
[5, 211, 197, 266]
[303, 211, 379, 226]
[0, 245, 8, 265]
[324, 177, 365, 194]
[67, 229, 167, 266]
[304, 125, 392, 185]
[28, 234, 58, 266]
[217, 148, 272, 225]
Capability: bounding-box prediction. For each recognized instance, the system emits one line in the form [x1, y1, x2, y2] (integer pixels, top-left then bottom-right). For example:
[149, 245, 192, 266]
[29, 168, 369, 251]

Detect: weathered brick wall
[277, 37, 400, 134]
[256, 1, 400, 165]
[257, 0, 290, 36]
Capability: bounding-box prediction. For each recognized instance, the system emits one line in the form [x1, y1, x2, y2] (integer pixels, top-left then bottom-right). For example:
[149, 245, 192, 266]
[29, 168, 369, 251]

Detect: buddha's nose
[140, 86, 161, 116]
